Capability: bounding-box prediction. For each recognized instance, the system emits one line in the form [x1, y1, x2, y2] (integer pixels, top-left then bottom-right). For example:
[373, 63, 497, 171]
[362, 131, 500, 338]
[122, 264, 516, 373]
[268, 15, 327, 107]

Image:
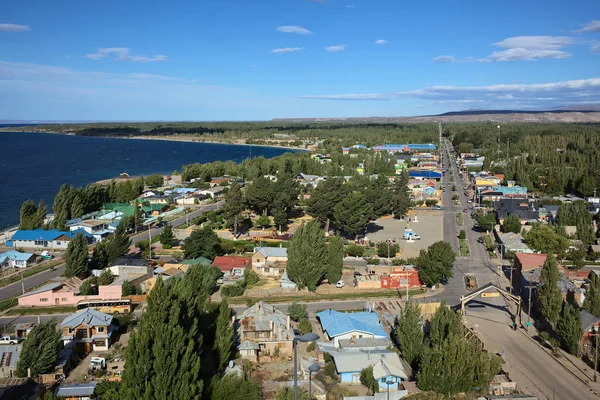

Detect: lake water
[0, 129, 295, 229]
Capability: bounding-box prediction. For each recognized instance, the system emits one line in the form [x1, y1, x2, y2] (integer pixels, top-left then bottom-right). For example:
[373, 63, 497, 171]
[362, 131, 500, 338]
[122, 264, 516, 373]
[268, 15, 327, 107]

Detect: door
[55, 298, 60, 306]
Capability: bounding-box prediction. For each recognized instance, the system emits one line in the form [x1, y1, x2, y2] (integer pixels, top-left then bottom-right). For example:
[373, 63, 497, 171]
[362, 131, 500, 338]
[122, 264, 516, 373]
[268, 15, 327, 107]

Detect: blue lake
[0, 129, 295, 229]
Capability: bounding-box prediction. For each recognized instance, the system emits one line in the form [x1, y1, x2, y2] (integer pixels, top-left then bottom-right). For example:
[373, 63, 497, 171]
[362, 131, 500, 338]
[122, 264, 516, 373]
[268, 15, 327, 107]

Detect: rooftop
[212, 256, 251, 271]
[316, 310, 387, 338]
[238, 301, 294, 342]
[61, 308, 113, 329]
[581, 309, 600, 332]
[18, 282, 62, 298]
[329, 351, 409, 380]
[0, 250, 34, 262]
[515, 252, 563, 271]
[0, 345, 21, 368]
[55, 381, 98, 397]
[255, 246, 288, 258]
[111, 257, 148, 267]
[183, 256, 212, 266]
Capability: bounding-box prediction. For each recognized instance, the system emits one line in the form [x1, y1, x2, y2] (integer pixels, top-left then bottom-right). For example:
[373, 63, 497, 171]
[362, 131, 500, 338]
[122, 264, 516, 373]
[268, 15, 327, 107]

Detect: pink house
[18, 281, 122, 307]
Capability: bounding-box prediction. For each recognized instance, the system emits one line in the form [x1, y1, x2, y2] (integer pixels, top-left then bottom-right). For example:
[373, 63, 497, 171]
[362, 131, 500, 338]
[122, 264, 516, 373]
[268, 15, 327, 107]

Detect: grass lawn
[460, 239, 470, 256]
[228, 288, 426, 305]
[455, 213, 463, 225]
[0, 260, 63, 289]
[0, 297, 17, 312]
[6, 306, 76, 315]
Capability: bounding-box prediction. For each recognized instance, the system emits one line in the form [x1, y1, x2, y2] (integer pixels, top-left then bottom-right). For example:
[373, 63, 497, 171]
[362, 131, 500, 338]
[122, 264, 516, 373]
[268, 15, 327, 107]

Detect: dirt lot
[365, 213, 442, 259]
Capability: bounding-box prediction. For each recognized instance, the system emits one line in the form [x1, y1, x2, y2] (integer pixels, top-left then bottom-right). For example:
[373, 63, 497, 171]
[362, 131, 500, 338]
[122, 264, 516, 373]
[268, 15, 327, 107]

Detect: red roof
[515, 252, 563, 271]
[212, 256, 251, 272]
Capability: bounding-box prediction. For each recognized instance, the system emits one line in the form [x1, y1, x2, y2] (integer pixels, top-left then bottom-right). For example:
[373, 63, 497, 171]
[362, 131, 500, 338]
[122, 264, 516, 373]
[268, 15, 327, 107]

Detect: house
[198, 186, 225, 199]
[7, 228, 91, 250]
[55, 381, 98, 400]
[14, 323, 35, 338]
[212, 256, 250, 277]
[109, 258, 149, 278]
[328, 351, 410, 388]
[580, 309, 600, 345]
[177, 194, 207, 205]
[61, 309, 115, 352]
[101, 203, 135, 217]
[252, 246, 288, 276]
[143, 195, 170, 205]
[139, 189, 161, 198]
[512, 252, 564, 292]
[183, 256, 212, 267]
[280, 270, 297, 289]
[355, 274, 382, 290]
[372, 144, 437, 154]
[520, 269, 583, 306]
[496, 232, 533, 255]
[236, 301, 295, 360]
[68, 220, 111, 242]
[493, 199, 540, 225]
[0, 250, 35, 269]
[408, 170, 442, 181]
[141, 203, 168, 217]
[316, 310, 388, 347]
[0, 345, 21, 377]
[380, 266, 421, 289]
[0, 377, 41, 400]
[17, 279, 122, 307]
[337, 337, 393, 352]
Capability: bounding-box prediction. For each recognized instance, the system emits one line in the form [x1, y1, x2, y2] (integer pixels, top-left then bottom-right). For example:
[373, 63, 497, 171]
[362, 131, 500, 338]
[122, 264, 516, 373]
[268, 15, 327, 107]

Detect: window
[61, 298, 68, 302]
[255, 259, 259, 263]
[97, 327, 105, 333]
[68, 328, 74, 334]
[56, 241, 61, 245]
[40, 298, 48, 302]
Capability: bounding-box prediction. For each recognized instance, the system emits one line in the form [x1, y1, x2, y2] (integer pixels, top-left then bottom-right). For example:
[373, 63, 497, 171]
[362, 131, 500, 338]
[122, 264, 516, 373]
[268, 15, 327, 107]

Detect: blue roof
[409, 170, 442, 179]
[11, 228, 71, 241]
[374, 143, 437, 151]
[0, 250, 34, 262]
[316, 310, 387, 338]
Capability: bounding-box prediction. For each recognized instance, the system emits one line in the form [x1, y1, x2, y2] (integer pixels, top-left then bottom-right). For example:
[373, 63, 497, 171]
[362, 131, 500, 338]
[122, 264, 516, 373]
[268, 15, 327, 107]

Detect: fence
[123, 295, 147, 303]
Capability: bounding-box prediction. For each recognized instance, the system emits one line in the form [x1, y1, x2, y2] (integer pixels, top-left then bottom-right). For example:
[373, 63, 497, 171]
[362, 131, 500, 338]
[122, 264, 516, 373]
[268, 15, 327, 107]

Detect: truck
[89, 357, 106, 372]
[403, 230, 421, 240]
[0, 335, 21, 345]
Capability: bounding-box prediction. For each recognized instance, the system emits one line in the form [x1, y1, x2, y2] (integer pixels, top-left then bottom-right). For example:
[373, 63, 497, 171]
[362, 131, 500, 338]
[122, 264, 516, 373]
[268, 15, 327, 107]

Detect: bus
[76, 299, 132, 314]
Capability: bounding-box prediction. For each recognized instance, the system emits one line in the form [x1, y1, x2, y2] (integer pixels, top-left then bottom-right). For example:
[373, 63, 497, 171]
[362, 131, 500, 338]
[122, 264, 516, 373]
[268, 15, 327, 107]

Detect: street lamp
[308, 363, 320, 400]
[586, 332, 599, 383]
[294, 333, 319, 400]
[386, 378, 396, 400]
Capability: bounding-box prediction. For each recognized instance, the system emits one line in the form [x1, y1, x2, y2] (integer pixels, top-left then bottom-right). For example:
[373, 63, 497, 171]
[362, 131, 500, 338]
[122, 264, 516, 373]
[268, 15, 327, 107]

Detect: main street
[436, 138, 599, 400]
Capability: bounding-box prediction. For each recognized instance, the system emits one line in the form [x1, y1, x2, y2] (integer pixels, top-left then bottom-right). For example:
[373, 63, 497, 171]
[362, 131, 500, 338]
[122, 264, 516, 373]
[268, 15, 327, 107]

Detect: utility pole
[148, 227, 152, 261]
[20, 271, 25, 295]
[526, 285, 534, 327]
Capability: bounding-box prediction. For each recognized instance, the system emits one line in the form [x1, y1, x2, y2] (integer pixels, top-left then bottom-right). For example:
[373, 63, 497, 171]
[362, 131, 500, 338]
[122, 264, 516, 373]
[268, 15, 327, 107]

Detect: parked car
[0, 336, 21, 345]
[478, 237, 484, 244]
[336, 280, 345, 288]
[433, 205, 442, 210]
[463, 209, 468, 213]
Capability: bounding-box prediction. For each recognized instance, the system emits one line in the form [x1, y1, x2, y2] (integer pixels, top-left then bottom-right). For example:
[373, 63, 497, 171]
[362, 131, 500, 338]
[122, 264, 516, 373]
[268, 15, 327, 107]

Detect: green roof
[102, 203, 135, 217]
[183, 257, 212, 266]
[142, 204, 166, 213]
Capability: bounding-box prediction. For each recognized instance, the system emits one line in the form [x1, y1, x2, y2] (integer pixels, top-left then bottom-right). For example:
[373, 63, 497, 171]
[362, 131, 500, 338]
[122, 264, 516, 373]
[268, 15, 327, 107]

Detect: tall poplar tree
[556, 301, 582, 355]
[286, 220, 326, 291]
[395, 301, 424, 370]
[536, 253, 563, 324]
[215, 300, 234, 371]
[15, 319, 60, 377]
[333, 192, 373, 239]
[325, 235, 344, 284]
[221, 182, 245, 237]
[65, 233, 89, 278]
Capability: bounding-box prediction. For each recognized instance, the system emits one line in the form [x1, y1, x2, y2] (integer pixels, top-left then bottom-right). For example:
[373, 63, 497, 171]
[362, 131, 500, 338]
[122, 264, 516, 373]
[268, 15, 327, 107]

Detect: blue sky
[1, 0, 599, 120]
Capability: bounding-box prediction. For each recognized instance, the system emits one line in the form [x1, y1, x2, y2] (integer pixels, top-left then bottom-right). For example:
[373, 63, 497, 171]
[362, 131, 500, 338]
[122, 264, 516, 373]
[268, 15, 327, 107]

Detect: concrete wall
[18, 285, 122, 307]
[12, 239, 69, 250]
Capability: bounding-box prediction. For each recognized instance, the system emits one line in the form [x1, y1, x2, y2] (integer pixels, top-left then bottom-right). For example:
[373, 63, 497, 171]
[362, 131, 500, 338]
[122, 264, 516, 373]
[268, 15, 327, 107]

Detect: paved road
[0, 265, 66, 302]
[130, 201, 224, 245]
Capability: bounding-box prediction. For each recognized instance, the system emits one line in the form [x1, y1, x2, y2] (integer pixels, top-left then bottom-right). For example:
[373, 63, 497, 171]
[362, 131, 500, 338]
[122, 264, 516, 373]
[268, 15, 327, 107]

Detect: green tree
[359, 366, 379, 394]
[159, 225, 175, 249]
[392, 171, 411, 219]
[65, 233, 89, 278]
[325, 235, 344, 284]
[333, 192, 373, 239]
[287, 302, 308, 321]
[99, 268, 114, 285]
[211, 375, 262, 400]
[243, 268, 260, 287]
[255, 214, 271, 229]
[307, 178, 347, 232]
[502, 214, 521, 234]
[71, 187, 85, 219]
[245, 176, 274, 215]
[298, 318, 312, 334]
[95, 380, 122, 400]
[215, 300, 234, 371]
[275, 386, 309, 400]
[428, 303, 462, 349]
[272, 207, 288, 230]
[395, 301, 424, 369]
[585, 272, 600, 317]
[416, 241, 456, 286]
[79, 280, 93, 295]
[52, 184, 74, 231]
[459, 230, 466, 240]
[183, 226, 220, 260]
[89, 241, 109, 270]
[15, 320, 60, 377]
[221, 182, 245, 236]
[536, 254, 563, 324]
[286, 220, 326, 291]
[145, 174, 164, 188]
[556, 301, 583, 355]
[478, 212, 497, 233]
[378, 241, 400, 258]
[106, 220, 132, 265]
[346, 244, 365, 257]
[122, 280, 136, 296]
[120, 278, 203, 400]
[19, 200, 46, 230]
[526, 224, 569, 255]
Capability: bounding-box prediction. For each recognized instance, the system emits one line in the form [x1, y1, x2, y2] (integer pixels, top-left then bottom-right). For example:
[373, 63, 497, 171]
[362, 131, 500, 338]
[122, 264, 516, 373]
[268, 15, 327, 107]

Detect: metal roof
[317, 310, 387, 338]
[0, 250, 34, 262]
[581, 309, 600, 332]
[18, 282, 62, 298]
[329, 351, 409, 380]
[238, 301, 294, 341]
[55, 381, 98, 397]
[61, 308, 113, 329]
[255, 246, 288, 258]
[10, 228, 70, 242]
[0, 345, 22, 368]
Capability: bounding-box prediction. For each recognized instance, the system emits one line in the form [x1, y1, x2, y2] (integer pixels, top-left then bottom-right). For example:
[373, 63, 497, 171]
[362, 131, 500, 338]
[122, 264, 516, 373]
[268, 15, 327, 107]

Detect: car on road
[336, 280, 345, 288]
[433, 205, 442, 210]
[463, 209, 468, 213]
[467, 200, 472, 203]
[0, 335, 21, 345]
[293, 329, 301, 336]
[478, 237, 484, 244]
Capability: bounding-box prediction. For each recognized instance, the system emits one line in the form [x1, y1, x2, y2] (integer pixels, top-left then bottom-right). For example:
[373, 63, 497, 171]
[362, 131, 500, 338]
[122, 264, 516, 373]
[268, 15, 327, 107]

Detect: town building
[408, 170, 442, 180]
[512, 252, 564, 297]
[7, 228, 92, 250]
[252, 246, 288, 276]
[0, 250, 35, 269]
[316, 310, 388, 347]
[212, 256, 251, 277]
[60, 309, 115, 352]
[198, 186, 225, 199]
[17, 279, 122, 307]
[372, 144, 437, 154]
[68, 220, 112, 242]
[55, 381, 98, 400]
[328, 351, 410, 388]
[380, 267, 421, 289]
[236, 301, 294, 361]
[496, 232, 533, 256]
[0, 345, 21, 378]
[493, 199, 541, 225]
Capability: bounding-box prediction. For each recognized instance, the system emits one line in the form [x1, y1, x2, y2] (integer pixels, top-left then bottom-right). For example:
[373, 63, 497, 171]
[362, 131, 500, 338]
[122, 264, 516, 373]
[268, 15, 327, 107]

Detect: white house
[68, 220, 111, 242]
[7, 229, 92, 251]
[0, 250, 35, 269]
[252, 246, 288, 276]
[198, 186, 225, 199]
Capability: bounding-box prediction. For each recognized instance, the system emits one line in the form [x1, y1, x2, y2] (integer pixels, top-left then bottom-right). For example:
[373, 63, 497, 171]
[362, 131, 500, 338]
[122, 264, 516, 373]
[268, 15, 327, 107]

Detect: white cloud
[276, 26, 312, 34]
[479, 48, 571, 62]
[592, 42, 600, 54]
[433, 55, 455, 63]
[492, 36, 575, 50]
[86, 48, 167, 62]
[272, 47, 305, 53]
[0, 23, 30, 32]
[374, 39, 388, 45]
[298, 78, 600, 110]
[476, 35, 575, 62]
[575, 20, 600, 33]
[325, 44, 347, 52]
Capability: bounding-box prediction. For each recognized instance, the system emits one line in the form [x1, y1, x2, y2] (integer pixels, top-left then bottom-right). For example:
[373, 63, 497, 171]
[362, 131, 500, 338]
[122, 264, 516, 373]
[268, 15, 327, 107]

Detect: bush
[377, 242, 399, 258]
[366, 257, 380, 265]
[244, 269, 260, 287]
[288, 302, 308, 322]
[392, 258, 405, 266]
[346, 245, 365, 257]
[459, 230, 466, 240]
[299, 318, 312, 334]
[425, 199, 438, 207]
[221, 283, 246, 297]
[306, 342, 316, 352]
